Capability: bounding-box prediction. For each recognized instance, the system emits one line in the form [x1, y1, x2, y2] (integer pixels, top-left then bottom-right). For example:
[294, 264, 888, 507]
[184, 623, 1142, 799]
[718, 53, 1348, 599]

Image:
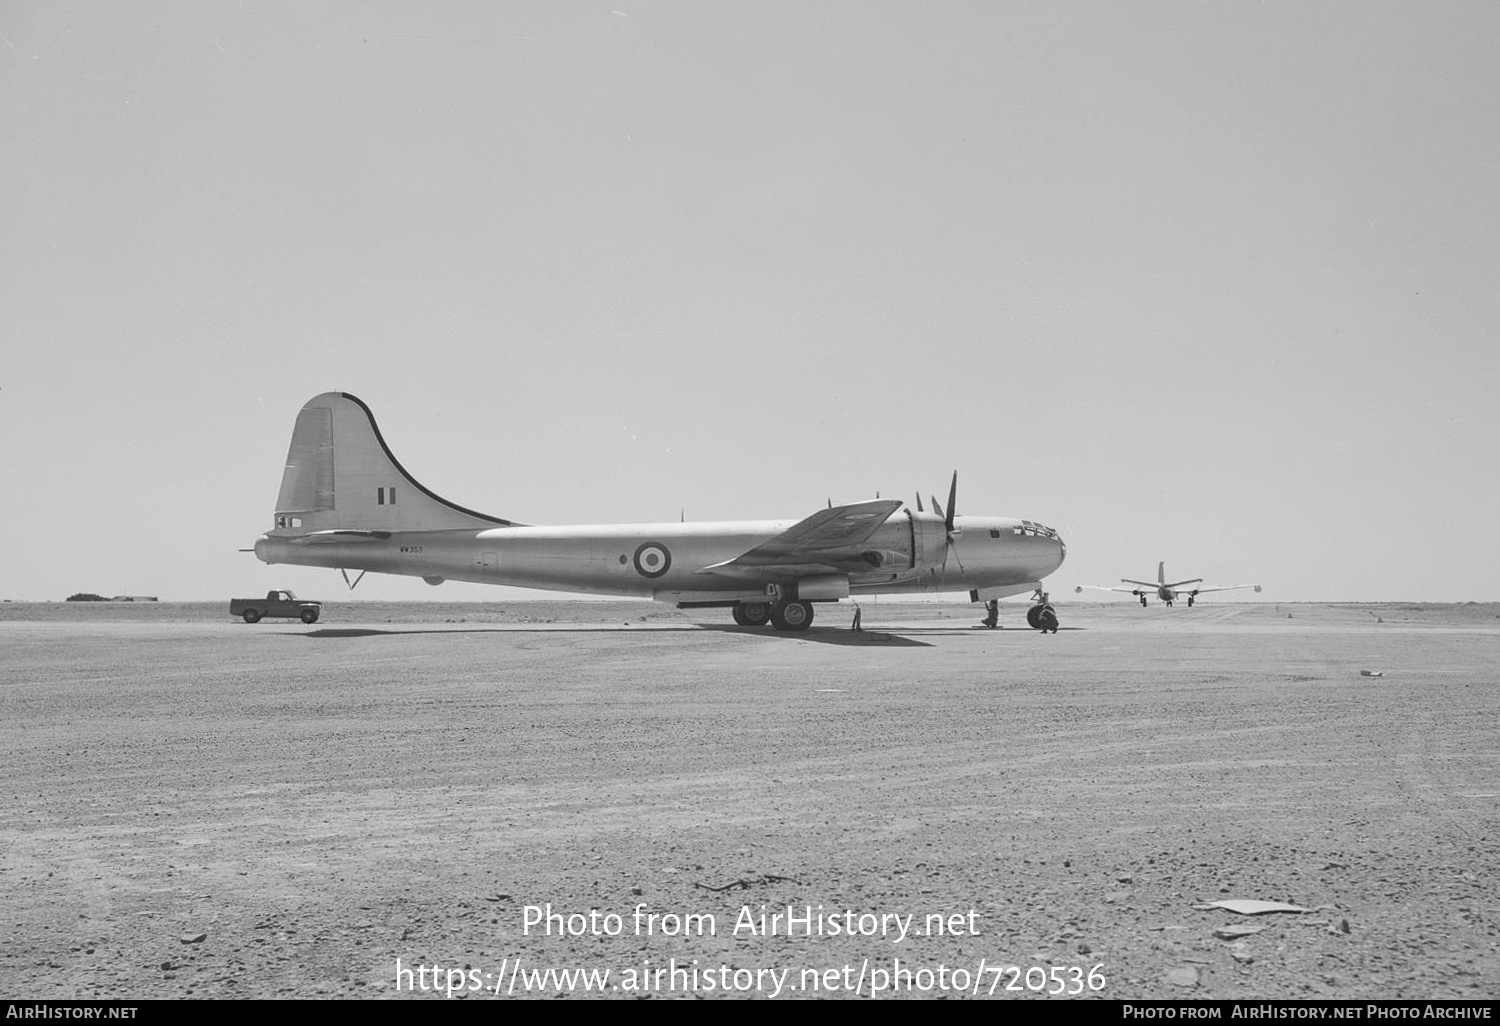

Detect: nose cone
[1049, 532, 1067, 575]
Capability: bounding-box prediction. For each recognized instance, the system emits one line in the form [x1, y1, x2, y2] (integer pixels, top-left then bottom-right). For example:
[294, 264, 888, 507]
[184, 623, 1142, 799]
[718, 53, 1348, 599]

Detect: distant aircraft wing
[1188, 583, 1262, 595]
[698, 499, 903, 578]
[1075, 584, 1147, 594]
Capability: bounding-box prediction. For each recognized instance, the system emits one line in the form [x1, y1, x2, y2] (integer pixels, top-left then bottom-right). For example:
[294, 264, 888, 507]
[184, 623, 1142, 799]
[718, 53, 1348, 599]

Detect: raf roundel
[633, 542, 672, 579]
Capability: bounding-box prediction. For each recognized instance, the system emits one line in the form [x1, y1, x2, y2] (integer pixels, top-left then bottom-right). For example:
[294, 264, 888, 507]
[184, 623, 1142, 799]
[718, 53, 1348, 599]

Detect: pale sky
[3, 2, 1497, 603]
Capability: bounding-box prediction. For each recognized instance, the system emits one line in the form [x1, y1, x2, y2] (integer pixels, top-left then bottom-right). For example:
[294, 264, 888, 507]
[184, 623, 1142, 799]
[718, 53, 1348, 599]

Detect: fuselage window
[377, 487, 385, 505]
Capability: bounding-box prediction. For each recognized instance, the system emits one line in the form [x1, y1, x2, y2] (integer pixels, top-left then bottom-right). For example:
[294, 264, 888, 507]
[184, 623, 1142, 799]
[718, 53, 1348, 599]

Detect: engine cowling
[795, 574, 850, 601]
[908, 510, 950, 571]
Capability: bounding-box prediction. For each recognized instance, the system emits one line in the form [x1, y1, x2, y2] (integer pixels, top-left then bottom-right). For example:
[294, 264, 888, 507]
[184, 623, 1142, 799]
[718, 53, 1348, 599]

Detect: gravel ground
[2, 600, 1497, 1000]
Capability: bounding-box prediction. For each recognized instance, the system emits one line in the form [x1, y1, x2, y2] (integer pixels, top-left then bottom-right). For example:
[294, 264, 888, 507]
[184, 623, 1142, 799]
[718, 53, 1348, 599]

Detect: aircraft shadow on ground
[694, 625, 933, 648]
[299, 625, 933, 646]
[296, 624, 1077, 643]
[897, 625, 1085, 634]
[299, 626, 705, 639]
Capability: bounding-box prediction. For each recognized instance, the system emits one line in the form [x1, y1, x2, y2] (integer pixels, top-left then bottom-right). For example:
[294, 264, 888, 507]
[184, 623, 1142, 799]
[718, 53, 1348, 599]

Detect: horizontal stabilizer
[290, 529, 392, 543]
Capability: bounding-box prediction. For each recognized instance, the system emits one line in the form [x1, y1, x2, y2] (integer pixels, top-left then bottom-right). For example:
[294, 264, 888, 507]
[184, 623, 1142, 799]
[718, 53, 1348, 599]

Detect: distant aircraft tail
[269, 392, 516, 535]
[1158, 560, 1165, 585]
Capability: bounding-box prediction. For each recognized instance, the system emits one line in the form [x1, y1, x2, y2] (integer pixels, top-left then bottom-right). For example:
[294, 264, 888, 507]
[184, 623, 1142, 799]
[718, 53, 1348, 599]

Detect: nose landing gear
[1025, 589, 1059, 633]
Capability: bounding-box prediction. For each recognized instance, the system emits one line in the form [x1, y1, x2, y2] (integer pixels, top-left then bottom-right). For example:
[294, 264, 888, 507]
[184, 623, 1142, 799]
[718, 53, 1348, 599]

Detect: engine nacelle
[908, 510, 950, 570]
[795, 574, 850, 601]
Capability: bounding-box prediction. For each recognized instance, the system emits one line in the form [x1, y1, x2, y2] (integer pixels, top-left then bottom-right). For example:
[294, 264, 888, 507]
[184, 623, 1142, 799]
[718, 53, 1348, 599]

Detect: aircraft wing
[1075, 584, 1148, 595]
[698, 499, 903, 577]
[1188, 583, 1262, 595]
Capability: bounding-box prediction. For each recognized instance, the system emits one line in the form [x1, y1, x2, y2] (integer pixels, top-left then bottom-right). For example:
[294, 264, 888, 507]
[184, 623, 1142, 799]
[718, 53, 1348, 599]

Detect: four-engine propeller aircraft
[251, 393, 1068, 630]
[1075, 562, 1261, 607]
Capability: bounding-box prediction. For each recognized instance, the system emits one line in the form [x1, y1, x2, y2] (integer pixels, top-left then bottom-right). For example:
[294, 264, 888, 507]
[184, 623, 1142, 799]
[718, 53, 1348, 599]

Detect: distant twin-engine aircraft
[1075, 562, 1262, 607]
[251, 393, 1068, 631]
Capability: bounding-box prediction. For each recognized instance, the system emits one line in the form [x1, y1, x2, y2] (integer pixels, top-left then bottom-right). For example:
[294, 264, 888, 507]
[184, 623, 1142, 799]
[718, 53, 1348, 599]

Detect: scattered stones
[1213, 924, 1266, 941]
[1168, 966, 1199, 988]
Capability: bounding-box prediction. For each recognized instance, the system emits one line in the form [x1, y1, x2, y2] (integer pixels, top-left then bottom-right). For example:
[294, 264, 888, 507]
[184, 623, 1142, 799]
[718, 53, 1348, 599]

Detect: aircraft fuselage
[255, 513, 1064, 604]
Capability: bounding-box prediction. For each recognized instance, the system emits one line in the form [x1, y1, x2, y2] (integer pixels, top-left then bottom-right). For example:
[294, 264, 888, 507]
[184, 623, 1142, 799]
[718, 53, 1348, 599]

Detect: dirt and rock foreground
[1, 600, 1496, 1000]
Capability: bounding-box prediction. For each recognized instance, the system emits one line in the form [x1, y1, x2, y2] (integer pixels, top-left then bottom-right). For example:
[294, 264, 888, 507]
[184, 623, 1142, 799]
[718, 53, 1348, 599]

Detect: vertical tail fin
[1158, 561, 1165, 584]
[270, 392, 517, 534]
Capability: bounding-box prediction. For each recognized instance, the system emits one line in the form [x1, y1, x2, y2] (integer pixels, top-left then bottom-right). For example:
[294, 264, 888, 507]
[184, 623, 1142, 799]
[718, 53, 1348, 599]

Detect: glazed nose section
[1051, 531, 1067, 573]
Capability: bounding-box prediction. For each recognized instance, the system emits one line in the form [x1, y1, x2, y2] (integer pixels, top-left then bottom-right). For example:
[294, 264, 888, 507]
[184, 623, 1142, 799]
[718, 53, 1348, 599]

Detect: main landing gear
[732, 600, 813, 631]
[731, 601, 772, 626]
[770, 600, 814, 631]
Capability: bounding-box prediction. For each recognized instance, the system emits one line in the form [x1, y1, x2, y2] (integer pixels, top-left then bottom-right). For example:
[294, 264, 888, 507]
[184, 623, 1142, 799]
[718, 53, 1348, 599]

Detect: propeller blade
[915, 493, 924, 513]
[944, 471, 957, 534]
[931, 496, 944, 520]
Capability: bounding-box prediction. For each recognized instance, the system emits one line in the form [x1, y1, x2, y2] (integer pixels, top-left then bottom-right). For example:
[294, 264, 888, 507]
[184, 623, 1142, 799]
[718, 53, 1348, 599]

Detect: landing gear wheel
[1038, 607, 1059, 633]
[732, 602, 772, 626]
[1187, 595, 1195, 607]
[1026, 605, 1043, 629]
[242, 609, 262, 624]
[300, 609, 319, 624]
[770, 600, 814, 631]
